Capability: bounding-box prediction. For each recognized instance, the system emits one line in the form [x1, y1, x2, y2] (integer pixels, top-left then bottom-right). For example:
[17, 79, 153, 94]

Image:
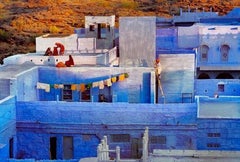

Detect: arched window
[220, 44, 230, 61]
[200, 45, 209, 61]
[216, 73, 233, 79]
[198, 73, 210, 79]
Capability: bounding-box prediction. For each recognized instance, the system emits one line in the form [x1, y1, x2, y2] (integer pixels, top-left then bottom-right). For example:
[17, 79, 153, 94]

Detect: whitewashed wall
[35, 34, 78, 53]
[119, 17, 156, 67]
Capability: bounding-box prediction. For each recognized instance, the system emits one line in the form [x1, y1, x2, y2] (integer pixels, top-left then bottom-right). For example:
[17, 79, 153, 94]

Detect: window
[207, 133, 221, 137]
[50, 137, 57, 160]
[110, 134, 130, 143]
[220, 44, 230, 61]
[89, 25, 95, 31]
[207, 143, 220, 148]
[218, 84, 224, 92]
[200, 45, 209, 61]
[150, 136, 166, 144]
[82, 134, 91, 141]
[216, 73, 233, 79]
[98, 86, 112, 102]
[198, 73, 210, 79]
[62, 85, 72, 101]
[81, 86, 91, 102]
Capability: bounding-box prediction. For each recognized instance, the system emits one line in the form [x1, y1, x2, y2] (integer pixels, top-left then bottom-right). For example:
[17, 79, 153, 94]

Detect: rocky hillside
[0, 0, 239, 63]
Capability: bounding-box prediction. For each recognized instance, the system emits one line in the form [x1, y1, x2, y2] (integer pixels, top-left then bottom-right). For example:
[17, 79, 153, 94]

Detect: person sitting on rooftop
[44, 47, 53, 56]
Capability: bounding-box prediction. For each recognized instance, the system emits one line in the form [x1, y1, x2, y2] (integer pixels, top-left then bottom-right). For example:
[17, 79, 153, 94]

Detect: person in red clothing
[65, 55, 74, 67]
[44, 47, 53, 56]
[53, 46, 59, 56]
[55, 42, 65, 55]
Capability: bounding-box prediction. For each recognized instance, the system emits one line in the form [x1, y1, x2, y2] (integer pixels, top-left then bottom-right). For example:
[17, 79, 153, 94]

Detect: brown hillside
[0, 0, 239, 63]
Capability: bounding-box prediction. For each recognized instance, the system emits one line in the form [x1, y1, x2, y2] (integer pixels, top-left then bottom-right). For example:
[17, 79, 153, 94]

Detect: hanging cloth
[79, 84, 85, 92]
[71, 84, 77, 90]
[99, 81, 104, 89]
[105, 78, 112, 87]
[37, 82, 50, 92]
[54, 84, 59, 89]
[58, 84, 64, 89]
[92, 81, 99, 88]
[111, 77, 117, 83]
[118, 74, 125, 81]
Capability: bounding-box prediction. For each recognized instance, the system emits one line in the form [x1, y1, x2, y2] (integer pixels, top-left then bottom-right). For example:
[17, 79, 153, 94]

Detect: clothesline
[36, 73, 129, 92]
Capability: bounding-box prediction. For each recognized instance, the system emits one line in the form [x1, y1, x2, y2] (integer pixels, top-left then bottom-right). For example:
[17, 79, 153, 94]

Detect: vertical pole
[91, 95, 94, 102]
[97, 144, 101, 161]
[103, 136, 109, 160]
[142, 127, 149, 162]
[116, 146, 120, 162]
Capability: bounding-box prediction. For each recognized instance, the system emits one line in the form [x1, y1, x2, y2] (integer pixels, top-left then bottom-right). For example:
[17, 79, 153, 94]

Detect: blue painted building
[1, 8, 240, 161]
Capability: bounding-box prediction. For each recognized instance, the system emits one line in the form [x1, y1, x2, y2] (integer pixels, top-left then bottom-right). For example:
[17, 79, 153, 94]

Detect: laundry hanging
[99, 81, 104, 89]
[111, 76, 117, 83]
[105, 78, 112, 87]
[79, 84, 86, 92]
[47, 73, 129, 92]
[37, 82, 50, 92]
[92, 81, 99, 88]
[71, 84, 77, 90]
[118, 74, 125, 81]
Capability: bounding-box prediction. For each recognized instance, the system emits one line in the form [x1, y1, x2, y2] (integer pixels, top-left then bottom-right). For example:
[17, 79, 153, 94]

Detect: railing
[97, 127, 149, 162]
[4, 47, 118, 67]
[97, 136, 121, 162]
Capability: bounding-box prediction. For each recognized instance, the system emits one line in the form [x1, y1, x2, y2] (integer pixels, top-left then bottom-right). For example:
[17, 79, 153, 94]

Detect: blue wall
[197, 32, 240, 67]
[195, 79, 240, 97]
[0, 96, 16, 160]
[16, 101, 196, 159]
[197, 119, 240, 150]
[37, 67, 153, 103]
[12, 67, 39, 101]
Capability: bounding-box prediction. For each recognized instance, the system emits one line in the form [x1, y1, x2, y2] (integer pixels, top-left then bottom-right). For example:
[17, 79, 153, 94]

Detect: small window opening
[218, 84, 224, 92]
[89, 25, 95, 31]
[150, 136, 166, 144]
[110, 134, 130, 143]
[81, 86, 91, 102]
[220, 44, 230, 61]
[207, 143, 220, 148]
[200, 45, 209, 62]
[62, 85, 72, 101]
[208, 27, 216, 30]
[107, 24, 111, 31]
[207, 133, 221, 137]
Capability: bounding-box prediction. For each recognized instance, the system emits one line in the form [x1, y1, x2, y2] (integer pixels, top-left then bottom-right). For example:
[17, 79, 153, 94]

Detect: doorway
[63, 136, 73, 159]
[9, 138, 14, 158]
[50, 137, 57, 160]
[131, 138, 142, 159]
